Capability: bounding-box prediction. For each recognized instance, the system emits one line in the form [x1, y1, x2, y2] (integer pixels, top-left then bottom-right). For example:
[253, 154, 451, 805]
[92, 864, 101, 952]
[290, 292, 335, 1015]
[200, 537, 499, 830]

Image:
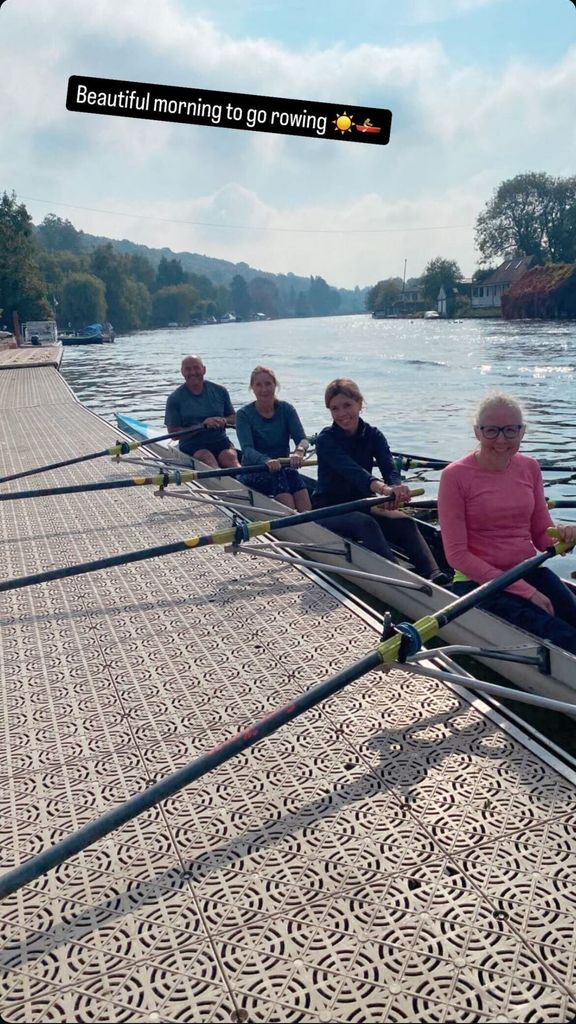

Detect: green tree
[90, 244, 149, 331]
[152, 285, 199, 326]
[122, 279, 151, 331]
[36, 214, 82, 253]
[0, 191, 51, 325]
[475, 172, 576, 265]
[308, 276, 340, 316]
[545, 177, 576, 263]
[156, 256, 187, 290]
[230, 274, 251, 320]
[213, 284, 231, 318]
[248, 277, 280, 318]
[60, 273, 106, 329]
[37, 250, 87, 303]
[129, 253, 156, 291]
[295, 290, 310, 317]
[421, 258, 462, 309]
[367, 278, 403, 313]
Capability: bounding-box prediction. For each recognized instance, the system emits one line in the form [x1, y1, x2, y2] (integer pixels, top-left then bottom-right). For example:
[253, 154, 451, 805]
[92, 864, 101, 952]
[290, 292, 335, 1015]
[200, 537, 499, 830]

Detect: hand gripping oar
[0, 533, 570, 901]
[0, 459, 318, 503]
[0, 424, 212, 486]
[0, 491, 423, 595]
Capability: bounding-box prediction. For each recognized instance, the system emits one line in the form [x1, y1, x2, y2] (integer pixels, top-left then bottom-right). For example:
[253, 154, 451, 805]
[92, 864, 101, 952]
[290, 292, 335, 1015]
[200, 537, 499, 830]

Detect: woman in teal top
[235, 366, 312, 511]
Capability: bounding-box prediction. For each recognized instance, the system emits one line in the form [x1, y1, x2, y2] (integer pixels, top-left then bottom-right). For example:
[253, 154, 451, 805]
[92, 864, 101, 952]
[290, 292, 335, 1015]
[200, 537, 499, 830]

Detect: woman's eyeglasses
[478, 425, 524, 439]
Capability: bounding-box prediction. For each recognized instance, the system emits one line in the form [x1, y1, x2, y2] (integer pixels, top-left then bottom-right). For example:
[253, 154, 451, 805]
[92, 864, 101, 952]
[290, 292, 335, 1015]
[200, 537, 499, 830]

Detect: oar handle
[277, 458, 317, 467]
[546, 527, 576, 556]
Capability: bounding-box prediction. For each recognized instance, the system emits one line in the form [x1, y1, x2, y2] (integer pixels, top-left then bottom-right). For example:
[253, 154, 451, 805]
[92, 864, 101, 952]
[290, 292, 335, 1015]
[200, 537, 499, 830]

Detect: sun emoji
[333, 111, 355, 134]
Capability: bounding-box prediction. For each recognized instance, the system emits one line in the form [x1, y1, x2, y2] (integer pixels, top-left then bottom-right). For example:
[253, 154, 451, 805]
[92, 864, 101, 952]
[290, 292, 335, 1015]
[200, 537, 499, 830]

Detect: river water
[60, 312, 576, 506]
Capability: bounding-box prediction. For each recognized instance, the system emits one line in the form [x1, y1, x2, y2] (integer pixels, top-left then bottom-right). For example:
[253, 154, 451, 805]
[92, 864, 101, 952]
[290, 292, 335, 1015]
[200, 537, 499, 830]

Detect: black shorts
[182, 436, 234, 458]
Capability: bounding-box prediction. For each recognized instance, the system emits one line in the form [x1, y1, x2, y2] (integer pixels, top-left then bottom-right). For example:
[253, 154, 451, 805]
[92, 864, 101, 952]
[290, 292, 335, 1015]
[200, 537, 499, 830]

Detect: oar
[0, 460, 319, 503]
[409, 498, 576, 512]
[0, 491, 423, 595]
[392, 451, 576, 475]
[0, 534, 570, 900]
[0, 424, 216, 486]
[391, 451, 450, 469]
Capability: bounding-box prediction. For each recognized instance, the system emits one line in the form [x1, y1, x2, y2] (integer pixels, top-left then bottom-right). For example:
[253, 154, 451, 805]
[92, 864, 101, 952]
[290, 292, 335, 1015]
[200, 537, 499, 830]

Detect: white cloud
[1, 1, 574, 287]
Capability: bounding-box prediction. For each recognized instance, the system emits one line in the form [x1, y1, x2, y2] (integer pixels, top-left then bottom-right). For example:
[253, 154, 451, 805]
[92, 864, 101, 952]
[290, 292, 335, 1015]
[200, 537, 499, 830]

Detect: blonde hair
[250, 365, 279, 390]
[475, 391, 524, 426]
[324, 378, 364, 409]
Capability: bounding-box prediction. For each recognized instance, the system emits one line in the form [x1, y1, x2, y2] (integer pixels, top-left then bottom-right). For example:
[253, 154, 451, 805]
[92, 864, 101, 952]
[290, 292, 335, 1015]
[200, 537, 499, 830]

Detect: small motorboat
[60, 323, 115, 346]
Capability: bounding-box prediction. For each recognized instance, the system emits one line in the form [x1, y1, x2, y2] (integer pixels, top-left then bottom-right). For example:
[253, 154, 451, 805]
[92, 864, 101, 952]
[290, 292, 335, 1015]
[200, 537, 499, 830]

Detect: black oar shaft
[0, 539, 191, 595]
[0, 460, 319, 502]
[0, 478, 147, 501]
[0, 493, 406, 595]
[270, 494, 395, 531]
[391, 450, 449, 469]
[393, 451, 576, 475]
[0, 651, 380, 899]
[435, 547, 557, 628]
[0, 425, 203, 486]
[0, 449, 104, 485]
[411, 498, 576, 511]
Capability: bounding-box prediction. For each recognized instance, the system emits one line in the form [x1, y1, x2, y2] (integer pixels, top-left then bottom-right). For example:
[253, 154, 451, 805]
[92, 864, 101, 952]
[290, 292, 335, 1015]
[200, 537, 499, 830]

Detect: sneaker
[429, 569, 453, 588]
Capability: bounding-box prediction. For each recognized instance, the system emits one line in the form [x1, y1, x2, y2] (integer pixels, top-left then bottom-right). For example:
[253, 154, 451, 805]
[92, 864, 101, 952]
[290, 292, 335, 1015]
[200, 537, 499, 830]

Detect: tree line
[367, 172, 576, 314]
[0, 193, 345, 332]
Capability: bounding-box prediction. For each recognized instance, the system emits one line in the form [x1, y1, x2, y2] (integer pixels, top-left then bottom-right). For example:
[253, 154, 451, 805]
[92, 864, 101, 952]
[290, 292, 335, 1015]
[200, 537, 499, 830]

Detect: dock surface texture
[0, 345, 63, 371]
[1, 366, 576, 1024]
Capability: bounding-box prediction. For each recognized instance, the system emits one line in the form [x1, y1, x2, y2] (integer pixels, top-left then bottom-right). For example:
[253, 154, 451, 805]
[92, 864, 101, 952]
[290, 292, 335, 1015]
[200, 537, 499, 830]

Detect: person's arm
[438, 466, 537, 600]
[373, 429, 402, 485]
[370, 427, 411, 507]
[223, 388, 236, 426]
[235, 410, 269, 466]
[204, 386, 236, 429]
[530, 461, 556, 550]
[287, 405, 309, 466]
[316, 430, 383, 494]
[164, 393, 182, 434]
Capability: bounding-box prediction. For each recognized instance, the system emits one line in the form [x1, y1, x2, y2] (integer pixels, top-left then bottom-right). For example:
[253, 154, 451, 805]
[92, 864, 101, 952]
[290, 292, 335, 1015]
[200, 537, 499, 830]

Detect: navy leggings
[453, 567, 576, 655]
[318, 511, 439, 578]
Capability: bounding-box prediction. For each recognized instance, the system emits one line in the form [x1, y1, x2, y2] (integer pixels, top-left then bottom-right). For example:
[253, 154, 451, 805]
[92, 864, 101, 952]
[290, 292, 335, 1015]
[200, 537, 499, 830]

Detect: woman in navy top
[236, 366, 312, 511]
[313, 378, 450, 584]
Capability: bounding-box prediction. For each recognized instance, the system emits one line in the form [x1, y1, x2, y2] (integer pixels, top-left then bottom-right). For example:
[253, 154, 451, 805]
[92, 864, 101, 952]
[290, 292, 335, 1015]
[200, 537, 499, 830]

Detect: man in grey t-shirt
[164, 355, 240, 468]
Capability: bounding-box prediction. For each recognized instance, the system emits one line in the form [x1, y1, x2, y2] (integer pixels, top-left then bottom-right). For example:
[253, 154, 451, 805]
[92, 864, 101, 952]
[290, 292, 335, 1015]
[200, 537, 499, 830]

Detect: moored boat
[115, 413, 576, 705]
[60, 322, 115, 345]
[22, 319, 59, 345]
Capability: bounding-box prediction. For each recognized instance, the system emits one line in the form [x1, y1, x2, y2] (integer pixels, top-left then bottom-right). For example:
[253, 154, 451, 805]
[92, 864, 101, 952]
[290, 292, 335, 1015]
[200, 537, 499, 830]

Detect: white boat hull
[115, 415, 576, 705]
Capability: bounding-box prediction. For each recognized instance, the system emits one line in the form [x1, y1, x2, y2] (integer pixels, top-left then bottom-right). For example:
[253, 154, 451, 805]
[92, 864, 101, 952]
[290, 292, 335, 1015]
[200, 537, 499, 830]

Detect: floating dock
[0, 343, 63, 371]
[1, 356, 576, 1023]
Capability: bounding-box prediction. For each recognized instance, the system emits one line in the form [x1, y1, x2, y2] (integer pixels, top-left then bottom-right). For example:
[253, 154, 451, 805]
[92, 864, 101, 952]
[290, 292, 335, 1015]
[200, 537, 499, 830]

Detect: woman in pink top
[438, 392, 576, 653]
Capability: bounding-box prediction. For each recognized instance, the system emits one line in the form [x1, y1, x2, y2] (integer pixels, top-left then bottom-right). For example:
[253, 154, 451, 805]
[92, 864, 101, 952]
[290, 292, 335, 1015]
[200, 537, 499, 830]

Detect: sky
[0, 0, 575, 289]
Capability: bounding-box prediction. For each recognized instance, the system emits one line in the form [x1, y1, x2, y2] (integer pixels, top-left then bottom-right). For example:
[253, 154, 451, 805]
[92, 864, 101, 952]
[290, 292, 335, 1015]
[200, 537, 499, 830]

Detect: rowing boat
[115, 414, 576, 704]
